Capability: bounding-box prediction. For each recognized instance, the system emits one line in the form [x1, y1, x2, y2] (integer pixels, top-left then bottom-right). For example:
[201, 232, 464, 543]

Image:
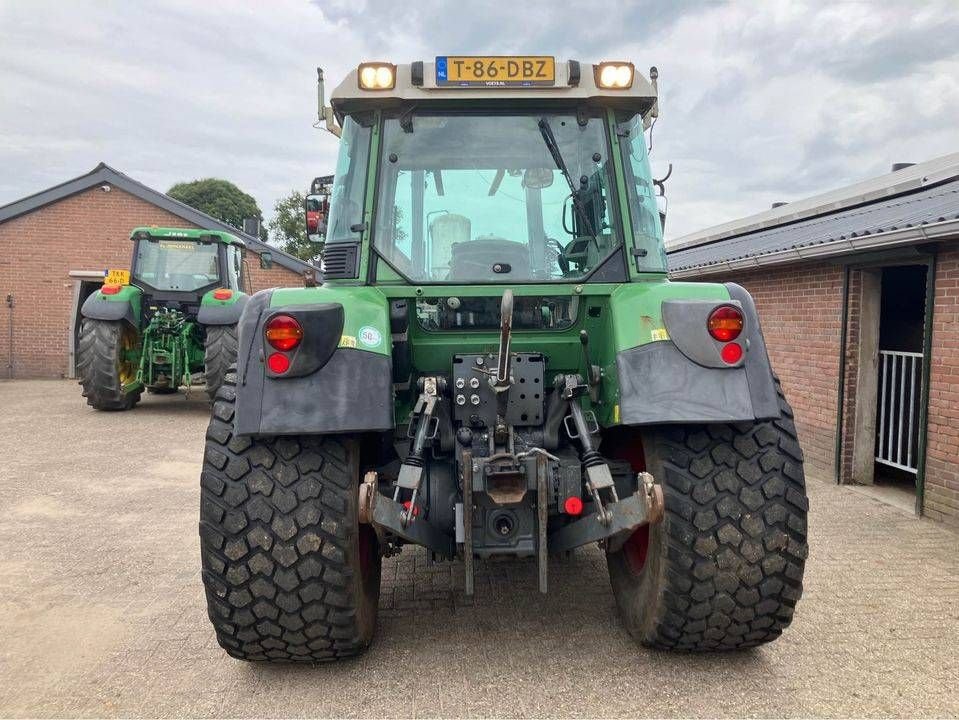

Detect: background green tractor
[199, 58, 809, 662]
[78, 227, 249, 409]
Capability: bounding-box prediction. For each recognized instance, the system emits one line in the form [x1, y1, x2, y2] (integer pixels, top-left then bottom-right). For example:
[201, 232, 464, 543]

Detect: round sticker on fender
[358, 326, 382, 348]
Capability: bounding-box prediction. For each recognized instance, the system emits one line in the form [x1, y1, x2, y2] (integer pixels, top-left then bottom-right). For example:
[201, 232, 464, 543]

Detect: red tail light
[267, 352, 290, 373]
[100, 284, 121, 295]
[265, 315, 303, 351]
[721, 342, 743, 364]
[213, 288, 233, 300]
[708, 306, 744, 342]
[563, 496, 584, 516]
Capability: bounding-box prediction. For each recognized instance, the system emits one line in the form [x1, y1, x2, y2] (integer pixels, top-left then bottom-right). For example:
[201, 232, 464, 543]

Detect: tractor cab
[130, 228, 245, 303]
[319, 59, 666, 286]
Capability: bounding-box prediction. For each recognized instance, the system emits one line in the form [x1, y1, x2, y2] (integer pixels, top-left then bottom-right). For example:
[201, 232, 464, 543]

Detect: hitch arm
[395, 376, 444, 525]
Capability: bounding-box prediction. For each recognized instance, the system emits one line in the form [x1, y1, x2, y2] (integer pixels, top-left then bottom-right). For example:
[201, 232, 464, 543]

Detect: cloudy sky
[2, 0, 958, 241]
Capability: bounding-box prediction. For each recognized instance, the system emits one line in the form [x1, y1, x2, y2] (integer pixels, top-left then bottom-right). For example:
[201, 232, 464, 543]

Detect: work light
[595, 62, 634, 89]
[358, 62, 396, 90]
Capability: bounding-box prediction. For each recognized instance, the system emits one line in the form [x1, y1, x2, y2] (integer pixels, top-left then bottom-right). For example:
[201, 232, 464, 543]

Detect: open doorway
[873, 264, 927, 505]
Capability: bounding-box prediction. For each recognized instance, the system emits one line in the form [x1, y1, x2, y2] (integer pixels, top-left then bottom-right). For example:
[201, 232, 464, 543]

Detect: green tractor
[200, 57, 809, 662]
[78, 227, 249, 409]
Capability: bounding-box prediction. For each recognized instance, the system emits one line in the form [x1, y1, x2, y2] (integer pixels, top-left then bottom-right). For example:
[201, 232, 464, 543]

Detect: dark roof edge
[669, 217, 959, 278]
[667, 151, 959, 253]
[665, 174, 959, 258]
[0, 162, 313, 274]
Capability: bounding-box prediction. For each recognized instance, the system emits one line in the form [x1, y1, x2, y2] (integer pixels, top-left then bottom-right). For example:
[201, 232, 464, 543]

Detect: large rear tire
[203, 325, 237, 401]
[76, 319, 142, 411]
[199, 369, 381, 662]
[607, 377, 808, 651]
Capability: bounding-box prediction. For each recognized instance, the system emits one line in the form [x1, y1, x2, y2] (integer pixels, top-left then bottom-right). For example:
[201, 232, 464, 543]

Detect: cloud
[1, 0, 957, 243]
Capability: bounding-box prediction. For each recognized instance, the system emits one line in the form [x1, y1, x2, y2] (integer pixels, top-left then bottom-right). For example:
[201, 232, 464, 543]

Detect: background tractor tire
[199, 369, 381, 662]
[203, 324, 237, 401]
[607, 377, 808, 651]
[76, 319, 142, 411]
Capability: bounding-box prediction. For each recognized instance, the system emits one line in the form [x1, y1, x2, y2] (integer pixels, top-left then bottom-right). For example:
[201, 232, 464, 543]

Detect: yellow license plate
[104, 269, 130, 285]
[436, 56, 555, 87]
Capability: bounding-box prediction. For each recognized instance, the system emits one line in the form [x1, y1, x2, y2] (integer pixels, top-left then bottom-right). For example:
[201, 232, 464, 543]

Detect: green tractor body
[78, 227, 248, 408]
[200, 58, 809, 662]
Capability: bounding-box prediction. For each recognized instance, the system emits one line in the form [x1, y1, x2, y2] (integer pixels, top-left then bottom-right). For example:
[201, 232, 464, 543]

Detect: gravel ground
[0, 379, 957, 718]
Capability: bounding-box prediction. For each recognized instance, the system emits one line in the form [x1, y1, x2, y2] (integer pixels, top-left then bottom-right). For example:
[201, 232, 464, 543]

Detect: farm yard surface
[0, 380, 957, 718]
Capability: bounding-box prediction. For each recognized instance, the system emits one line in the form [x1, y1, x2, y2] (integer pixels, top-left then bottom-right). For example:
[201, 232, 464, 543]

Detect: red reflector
[564, 496, 584, 516]
[213, 288, 233, 300]
[265, 314, 303, 351]
[402, 500, 420, 517]
[721, 342, 743, 364]
[708, 306, 744, 342]
[100, 284, 121, 295]
[267, 352, 290, 373]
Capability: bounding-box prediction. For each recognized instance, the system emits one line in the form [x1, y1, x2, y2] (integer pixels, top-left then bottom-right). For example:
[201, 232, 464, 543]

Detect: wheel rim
[623, 524, 650, 576]
[118, 325, 139, 386]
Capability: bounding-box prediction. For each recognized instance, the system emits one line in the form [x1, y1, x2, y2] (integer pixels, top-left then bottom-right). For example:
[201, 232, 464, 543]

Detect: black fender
[197, 294, 249, 326]
[232, 290, 394, 436]
[615, 283, 780, 425]
[80, 293, 137, 326]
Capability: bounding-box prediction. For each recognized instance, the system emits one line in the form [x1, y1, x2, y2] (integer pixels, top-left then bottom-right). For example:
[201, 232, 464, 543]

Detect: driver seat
[447, 237, 530, 281]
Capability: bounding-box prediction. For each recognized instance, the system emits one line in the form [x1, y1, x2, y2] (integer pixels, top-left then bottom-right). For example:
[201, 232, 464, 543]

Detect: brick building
[0, 163, 312, 379]
[668, 154, 959, 527]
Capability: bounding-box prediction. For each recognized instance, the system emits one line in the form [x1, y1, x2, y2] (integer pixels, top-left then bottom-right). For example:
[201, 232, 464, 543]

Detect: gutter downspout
[914, 253, 937, 515]
[5, 294, 13, 379]
[833, 267, 850, 484]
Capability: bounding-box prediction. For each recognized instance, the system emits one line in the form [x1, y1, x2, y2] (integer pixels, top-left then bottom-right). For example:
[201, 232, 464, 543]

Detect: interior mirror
[259, 251, 273, 270]
[523, 168, 553, 189]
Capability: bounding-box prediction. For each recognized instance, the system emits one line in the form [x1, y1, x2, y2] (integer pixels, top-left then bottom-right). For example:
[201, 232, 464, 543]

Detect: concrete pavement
[0, 380, 956, 718]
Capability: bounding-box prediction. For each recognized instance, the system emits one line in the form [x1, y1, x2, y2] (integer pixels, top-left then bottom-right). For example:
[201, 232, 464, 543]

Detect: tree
[168, 178, 267, 240]
[269, 190, 324, 262]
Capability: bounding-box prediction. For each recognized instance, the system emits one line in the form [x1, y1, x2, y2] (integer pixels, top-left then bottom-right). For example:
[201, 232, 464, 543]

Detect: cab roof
[130, 226, 246, 247]
[330, 59, 658, 118]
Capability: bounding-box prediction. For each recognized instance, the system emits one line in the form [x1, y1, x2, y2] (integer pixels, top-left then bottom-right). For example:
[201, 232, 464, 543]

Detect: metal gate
[875, 350, 923, 473]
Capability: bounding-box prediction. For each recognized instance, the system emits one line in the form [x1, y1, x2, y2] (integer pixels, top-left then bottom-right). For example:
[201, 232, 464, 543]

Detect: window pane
[134, 240, 219, 292]
[374, 113, 622, 283]
[619, 113, 667, 272]
[325, 116, 372, 244]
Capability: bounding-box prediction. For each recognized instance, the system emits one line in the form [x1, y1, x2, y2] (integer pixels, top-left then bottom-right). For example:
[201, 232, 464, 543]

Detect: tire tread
[610, 376, 808, 651]
[76, 319, 140, 410]
[199, 368, 377, 662]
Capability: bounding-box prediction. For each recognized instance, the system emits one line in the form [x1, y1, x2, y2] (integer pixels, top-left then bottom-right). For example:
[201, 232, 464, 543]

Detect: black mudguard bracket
[549, 490, 651, 554]
[370, 493, 456, 559]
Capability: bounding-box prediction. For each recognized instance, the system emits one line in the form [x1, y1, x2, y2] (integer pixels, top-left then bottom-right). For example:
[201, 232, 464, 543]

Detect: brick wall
[0, 186, 301, 379]
[245, 256, 305, 294]
[720, 263, 846, 478]
[924, 246, 959, 526]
